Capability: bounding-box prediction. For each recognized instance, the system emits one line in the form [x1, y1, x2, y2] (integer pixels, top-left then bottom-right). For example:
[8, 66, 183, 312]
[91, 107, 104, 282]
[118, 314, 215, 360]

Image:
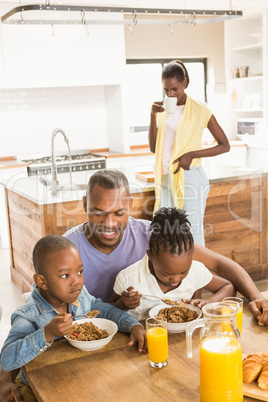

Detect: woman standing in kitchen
[149, 60, 230, 246]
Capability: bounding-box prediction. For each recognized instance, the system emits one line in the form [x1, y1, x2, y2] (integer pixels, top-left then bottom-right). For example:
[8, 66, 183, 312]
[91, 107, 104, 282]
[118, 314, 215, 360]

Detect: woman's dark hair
[162, 60, 190, 88]
[149, 207, 194, 256]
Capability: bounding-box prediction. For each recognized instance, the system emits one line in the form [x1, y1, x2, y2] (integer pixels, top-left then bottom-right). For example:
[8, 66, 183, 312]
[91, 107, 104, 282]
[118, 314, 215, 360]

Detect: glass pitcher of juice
[186, 302, 243, 402]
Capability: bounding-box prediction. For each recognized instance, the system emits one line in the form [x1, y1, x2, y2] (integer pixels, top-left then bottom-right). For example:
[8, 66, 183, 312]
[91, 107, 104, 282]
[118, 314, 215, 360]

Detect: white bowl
[64, 318, 118, 351]
[149, 303, 202, 333]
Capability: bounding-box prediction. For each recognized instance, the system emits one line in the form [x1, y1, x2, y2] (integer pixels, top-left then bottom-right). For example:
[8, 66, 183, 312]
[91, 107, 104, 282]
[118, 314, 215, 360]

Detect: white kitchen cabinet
[0, 167, 28, 248]
[0, 17, 126, 89]
[202, 144, 248, 175]
[247, 145, 268, 170]
[224, 12, 268, 141]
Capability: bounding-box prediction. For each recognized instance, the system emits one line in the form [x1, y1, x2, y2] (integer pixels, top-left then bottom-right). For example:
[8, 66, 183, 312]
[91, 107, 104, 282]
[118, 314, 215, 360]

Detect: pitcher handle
[186, 318, 205, 359]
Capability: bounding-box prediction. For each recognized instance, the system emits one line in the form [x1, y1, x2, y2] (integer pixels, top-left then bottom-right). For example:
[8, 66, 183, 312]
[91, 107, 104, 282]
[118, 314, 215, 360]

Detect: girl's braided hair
[149, 207, 194, 256]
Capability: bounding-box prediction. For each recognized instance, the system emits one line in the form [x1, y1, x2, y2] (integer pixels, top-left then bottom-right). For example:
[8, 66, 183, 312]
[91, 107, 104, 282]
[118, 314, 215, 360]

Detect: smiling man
[63, 169, 151, 302]
[63, 169, 268, 327]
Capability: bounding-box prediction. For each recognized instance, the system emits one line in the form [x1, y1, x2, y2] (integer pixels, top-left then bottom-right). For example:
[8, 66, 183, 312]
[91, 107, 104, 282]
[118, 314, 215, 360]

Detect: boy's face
[83, 184, 133, 253]
[35, 247, 84, 307]
[147, 248, 193, 289]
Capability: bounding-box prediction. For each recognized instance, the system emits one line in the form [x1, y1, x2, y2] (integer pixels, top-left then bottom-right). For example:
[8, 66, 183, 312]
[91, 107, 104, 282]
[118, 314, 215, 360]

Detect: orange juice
[147, 327, 168, 363]
[236, 306, 243, 334]
[200, 336, 243, 402]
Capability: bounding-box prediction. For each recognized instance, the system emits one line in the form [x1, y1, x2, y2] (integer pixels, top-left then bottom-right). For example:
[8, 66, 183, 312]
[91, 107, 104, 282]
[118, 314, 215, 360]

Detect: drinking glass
[146, 317, 168, 368]
[223, 297, 243, 334]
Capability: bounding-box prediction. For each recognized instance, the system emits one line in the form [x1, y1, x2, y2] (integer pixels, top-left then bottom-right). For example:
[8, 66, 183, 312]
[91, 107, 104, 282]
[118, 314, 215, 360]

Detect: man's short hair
[33, 235, 76, 274]
[87, 169, 130, 196]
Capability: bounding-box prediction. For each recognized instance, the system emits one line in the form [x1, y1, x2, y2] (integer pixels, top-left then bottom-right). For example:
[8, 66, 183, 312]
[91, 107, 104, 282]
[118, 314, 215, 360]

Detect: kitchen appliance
[22, 153, 106, 176]
[237, 118, 263, 139]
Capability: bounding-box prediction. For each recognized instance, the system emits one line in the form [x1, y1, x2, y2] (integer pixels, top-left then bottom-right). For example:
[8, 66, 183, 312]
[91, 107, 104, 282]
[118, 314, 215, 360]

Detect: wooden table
[22, 292, 268, 402]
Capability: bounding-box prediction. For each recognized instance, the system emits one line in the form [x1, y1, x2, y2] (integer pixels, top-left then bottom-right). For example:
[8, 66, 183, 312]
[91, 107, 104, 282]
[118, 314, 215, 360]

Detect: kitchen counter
[90, 146, 153, 158]
[1, 164, 266, 206]
[2, 162, 268, 292]
[0, 156, 28, 170]
[90, 141, 246, 159]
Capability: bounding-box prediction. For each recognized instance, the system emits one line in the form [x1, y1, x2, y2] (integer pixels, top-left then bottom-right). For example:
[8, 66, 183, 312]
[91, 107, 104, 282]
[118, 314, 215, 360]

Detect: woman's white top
[162, 105, 185, 175]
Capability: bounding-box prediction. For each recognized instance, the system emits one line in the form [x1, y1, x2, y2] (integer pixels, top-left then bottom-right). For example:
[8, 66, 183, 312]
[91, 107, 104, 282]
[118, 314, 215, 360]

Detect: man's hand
[0, 369, 23, 402]
[128, 325, 147, 353]
[121, 287, 141, 310]
[181, 298, 207, 309]
[44, 313, 73, 343]
[248, 298, 268, 326]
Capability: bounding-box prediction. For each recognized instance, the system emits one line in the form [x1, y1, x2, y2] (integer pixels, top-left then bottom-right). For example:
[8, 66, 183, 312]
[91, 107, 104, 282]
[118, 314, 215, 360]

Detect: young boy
[109, 207, 235, 320]
[0, 235, 146, 400]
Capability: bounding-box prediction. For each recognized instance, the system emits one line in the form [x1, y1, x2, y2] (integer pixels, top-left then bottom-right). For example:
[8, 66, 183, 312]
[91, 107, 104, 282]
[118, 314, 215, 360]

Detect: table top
[22, 292, 268, 402]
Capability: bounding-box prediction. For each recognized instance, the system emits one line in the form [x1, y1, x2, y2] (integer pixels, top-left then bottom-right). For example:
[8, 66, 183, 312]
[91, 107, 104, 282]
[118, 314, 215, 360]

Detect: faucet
[51, 128, 72, 195]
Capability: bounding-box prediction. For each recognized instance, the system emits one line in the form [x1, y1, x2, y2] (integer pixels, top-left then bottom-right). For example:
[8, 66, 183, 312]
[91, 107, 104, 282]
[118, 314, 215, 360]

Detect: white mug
[164, 97, 177, 113]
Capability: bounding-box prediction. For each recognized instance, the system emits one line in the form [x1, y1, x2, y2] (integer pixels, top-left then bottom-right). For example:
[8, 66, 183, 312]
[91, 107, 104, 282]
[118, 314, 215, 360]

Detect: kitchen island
[1, 165, 268, 292]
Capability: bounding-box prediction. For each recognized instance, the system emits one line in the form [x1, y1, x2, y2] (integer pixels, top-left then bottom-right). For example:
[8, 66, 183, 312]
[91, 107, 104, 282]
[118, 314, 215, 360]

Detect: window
[125, 58, 207, 146]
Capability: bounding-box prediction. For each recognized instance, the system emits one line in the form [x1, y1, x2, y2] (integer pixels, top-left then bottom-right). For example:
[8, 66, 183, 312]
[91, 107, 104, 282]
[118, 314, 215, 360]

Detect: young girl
[110, 207, 234, 321]
[0, 235, 146, 401]
[148, 60, 230, 246]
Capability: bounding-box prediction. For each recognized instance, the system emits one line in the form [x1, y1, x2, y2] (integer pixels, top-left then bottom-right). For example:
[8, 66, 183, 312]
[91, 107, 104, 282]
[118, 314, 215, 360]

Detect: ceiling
[0, 1, 267, 11]
[0, 0, 267, 24]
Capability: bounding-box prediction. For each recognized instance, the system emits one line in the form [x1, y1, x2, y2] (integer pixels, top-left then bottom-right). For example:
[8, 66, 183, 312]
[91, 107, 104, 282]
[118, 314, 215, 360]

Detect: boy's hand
[0, 369, 23, 402]
[128, 325, 147, 353]
[181, 298, 207, 309]
[44, 313, 73, 343]
[121, 287, 141, 310]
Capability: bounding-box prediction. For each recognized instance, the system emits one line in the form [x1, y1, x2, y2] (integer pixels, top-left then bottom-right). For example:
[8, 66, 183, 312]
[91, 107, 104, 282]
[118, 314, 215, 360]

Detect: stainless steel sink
[39, 177, 87, 192]
[54, 183, 87, 192]
[57, 183, 87, 191]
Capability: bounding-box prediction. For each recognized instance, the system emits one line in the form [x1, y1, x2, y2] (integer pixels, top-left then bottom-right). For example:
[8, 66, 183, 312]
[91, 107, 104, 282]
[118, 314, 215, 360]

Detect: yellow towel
[154, 96, 212, 211]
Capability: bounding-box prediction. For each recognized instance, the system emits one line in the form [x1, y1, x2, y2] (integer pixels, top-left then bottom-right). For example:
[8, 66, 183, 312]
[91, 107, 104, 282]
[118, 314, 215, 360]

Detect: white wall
[0, 86, 109, 159]
[0, 12, 228, 158]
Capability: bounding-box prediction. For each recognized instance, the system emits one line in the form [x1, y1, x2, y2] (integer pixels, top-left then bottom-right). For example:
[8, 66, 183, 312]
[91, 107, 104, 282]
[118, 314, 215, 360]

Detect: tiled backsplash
[0, 86, 109, 159]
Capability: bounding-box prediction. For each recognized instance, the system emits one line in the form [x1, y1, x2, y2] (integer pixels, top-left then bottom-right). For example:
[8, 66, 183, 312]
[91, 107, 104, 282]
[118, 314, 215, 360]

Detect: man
[1, 169, 268, 401]
[63, 169, 151, 302]
[63, 169, 268, 325]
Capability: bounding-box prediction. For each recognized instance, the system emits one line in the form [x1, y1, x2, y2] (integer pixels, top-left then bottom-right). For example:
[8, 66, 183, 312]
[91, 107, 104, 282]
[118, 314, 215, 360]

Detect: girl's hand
[173, 152, 194, 173]
[121, 287, 141, 310]
[44, 313, 73, 343]
[151, 101, 164, 115]
[128, 325, 147, 353]
[181, 298, 207, 309]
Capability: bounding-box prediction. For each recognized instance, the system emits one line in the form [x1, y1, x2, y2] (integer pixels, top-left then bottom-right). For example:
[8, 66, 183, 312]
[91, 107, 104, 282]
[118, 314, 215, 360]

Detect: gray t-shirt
[64, 217, 150, 302]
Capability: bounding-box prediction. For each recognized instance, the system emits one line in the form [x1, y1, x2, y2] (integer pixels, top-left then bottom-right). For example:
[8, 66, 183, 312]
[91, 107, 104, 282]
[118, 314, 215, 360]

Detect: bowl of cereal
[149, 303, 202, 333]
[65, 318, 118, 351]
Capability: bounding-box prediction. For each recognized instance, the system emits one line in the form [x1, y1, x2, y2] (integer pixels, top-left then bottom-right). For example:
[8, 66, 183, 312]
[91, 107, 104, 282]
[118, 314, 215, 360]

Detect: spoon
[140, 294, 183, 306]
[72, 310, 100, 320]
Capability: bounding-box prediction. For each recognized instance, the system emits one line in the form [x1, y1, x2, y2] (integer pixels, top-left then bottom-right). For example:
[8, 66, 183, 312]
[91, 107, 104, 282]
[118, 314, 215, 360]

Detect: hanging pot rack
[1, 4, 243, 25]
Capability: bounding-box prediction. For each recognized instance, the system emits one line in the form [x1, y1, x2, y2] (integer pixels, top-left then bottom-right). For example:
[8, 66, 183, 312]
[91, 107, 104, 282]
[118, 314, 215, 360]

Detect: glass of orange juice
[146, 317, 168, 368]
[223, 297, 243, 334]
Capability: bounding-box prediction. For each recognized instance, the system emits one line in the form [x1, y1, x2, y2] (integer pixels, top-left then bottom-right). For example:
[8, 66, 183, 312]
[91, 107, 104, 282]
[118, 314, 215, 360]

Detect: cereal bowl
[149, 303, 202, 333]
[64, 318, 118, 351]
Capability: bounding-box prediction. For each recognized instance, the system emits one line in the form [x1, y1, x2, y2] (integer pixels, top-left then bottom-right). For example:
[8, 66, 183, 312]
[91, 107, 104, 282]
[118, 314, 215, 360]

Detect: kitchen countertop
[90, 141, 246, 158]
[0, 156, 28, 170]
[1, 163, 267, 206]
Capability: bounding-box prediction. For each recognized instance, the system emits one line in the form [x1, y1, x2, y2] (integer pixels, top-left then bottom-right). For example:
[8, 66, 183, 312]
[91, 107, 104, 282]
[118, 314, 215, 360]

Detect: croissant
[243, 352, 267, 383]
[258, 357, 268, 390]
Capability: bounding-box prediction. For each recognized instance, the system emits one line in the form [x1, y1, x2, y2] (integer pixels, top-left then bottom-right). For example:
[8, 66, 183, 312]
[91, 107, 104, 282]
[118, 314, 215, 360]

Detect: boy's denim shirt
[0, 285, 142, 385]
